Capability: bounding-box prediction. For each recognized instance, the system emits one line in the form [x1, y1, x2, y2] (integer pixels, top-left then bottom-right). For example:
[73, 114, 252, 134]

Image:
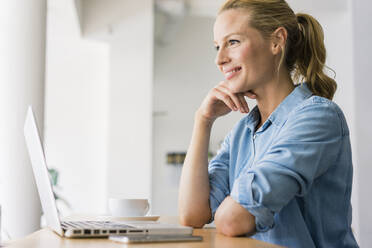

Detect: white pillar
[0, 0, 46, 239]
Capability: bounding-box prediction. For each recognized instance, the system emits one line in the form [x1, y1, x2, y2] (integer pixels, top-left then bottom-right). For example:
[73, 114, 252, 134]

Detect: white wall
[106, 0, 153, 202]
[352, 0, 372, 246]
[44, 0, 109, 215]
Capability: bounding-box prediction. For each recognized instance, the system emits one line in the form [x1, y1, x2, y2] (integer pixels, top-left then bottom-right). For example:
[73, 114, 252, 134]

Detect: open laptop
[24, 106, 193, 238]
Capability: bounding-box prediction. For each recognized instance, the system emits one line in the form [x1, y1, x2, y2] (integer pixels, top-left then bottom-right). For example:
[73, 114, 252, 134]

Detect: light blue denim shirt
[208, 83, 358, 247]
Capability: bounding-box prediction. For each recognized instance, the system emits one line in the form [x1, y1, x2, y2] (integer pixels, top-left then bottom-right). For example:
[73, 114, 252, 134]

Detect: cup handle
[145, 201, 150, 216]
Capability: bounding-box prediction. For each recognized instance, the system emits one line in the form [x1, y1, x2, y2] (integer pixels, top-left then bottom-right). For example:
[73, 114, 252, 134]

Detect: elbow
[215, 208, 255, 237]
[179, 215, 204, 228]
[215, 216, 241, 237]
[178, 210, 211, 228]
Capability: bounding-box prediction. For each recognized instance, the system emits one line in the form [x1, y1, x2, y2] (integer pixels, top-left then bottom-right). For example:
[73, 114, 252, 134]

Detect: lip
[224, 66, 242, 80]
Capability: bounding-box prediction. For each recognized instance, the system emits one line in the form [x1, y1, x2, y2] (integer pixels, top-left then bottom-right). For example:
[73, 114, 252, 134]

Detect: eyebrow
[214, 32, 245, 44]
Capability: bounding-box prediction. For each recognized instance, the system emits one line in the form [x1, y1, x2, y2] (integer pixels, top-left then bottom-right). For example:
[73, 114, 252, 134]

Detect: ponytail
[294, 13, 337, 100]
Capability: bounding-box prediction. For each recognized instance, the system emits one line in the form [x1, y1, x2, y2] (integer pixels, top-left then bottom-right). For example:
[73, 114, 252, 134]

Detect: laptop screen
[24, 106, 63, 235]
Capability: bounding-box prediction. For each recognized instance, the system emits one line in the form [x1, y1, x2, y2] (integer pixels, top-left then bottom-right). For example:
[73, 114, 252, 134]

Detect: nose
[214, 47, 230, 67]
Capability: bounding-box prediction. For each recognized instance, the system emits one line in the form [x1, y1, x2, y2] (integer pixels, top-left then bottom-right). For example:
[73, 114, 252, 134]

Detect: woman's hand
[197, 81, 256, 122]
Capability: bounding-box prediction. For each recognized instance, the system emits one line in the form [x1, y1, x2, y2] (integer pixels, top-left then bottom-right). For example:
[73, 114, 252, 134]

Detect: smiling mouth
[225, 67, 242, 80]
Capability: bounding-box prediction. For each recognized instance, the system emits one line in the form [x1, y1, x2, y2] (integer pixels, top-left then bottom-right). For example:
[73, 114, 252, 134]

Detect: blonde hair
[219, 0, 337, 100]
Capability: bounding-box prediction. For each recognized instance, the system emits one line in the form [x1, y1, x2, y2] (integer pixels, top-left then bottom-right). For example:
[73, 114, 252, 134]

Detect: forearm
[178, 110, 213, 227]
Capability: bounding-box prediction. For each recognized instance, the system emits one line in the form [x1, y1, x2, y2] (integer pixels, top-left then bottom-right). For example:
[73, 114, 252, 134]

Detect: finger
[235, 93, 246, 113]
[213, 88, 238, 111]
[217, 85, 244, 112]
[244, 90, 257, 99]
[238, 93, 250, 113]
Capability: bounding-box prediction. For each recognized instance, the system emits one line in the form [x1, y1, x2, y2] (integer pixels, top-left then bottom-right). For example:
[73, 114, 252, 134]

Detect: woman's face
[213, 9, 277, 94]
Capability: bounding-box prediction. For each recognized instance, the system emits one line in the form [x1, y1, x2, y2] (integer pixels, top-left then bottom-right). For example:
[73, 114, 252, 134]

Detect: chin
[227, 76, 253, 93]
[228, 82, 252, 94]
[226, 81, 241, 93]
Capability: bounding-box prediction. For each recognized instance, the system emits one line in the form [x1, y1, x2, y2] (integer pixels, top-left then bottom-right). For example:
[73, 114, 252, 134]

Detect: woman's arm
[178, 110, 213, 227]
[178, 82, 251, 227]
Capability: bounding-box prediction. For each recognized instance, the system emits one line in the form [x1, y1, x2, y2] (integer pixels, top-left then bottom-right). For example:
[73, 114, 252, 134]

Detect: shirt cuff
[208, 182, 226, 223]
[230, 173, 275, 232]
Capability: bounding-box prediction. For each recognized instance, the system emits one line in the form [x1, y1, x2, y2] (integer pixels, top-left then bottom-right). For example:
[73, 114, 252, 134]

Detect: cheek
[237, 44, 254, 63]
[242, 43, 275, 75]
[235, 44, 265, 75]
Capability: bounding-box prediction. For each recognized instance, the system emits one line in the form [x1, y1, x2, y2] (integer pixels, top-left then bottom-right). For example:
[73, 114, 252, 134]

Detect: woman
[178, 0, 359, 247]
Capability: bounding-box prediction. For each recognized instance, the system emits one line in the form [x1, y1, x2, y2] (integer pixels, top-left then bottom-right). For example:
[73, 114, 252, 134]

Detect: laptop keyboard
[61, 220, 133, 229]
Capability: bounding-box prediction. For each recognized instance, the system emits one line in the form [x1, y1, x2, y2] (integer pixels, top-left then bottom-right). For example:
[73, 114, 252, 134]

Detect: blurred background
[0, 0, 370, 246]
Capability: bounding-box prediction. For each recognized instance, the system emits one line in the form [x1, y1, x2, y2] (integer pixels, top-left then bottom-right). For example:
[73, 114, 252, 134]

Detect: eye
[228, 39, 240, 46]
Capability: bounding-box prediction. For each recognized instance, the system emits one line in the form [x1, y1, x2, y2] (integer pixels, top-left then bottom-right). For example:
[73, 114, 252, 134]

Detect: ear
[271, 27, 287, 55]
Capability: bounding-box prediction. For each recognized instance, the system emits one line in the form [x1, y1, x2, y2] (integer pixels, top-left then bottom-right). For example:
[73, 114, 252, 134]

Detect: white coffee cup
[108, 198, 150, 217]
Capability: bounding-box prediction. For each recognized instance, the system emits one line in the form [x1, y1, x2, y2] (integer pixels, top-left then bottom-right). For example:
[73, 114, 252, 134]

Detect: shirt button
[253, 134, 257, 140]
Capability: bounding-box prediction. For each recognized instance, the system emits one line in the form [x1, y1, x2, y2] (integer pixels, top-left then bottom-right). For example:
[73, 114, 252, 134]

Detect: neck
[252, 69, 295, 128]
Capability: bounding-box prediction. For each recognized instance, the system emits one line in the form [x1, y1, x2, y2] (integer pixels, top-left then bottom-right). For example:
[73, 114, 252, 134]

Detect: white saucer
[97, 215, 160, 222]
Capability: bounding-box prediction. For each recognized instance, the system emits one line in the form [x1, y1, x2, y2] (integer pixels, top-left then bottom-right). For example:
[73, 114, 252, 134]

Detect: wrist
[195, 109, 215, 127]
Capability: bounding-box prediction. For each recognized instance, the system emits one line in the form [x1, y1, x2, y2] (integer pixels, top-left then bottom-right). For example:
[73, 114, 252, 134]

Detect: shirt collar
[245, 83, 313, 131]
[245, 106, 260, 132]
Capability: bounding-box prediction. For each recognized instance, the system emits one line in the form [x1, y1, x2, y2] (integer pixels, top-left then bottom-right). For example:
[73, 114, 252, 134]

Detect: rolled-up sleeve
[208, 131, 231, 221]
[230, 102, 344, 232]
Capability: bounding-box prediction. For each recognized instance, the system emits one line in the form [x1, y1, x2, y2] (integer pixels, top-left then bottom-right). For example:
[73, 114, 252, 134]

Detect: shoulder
[285, 96, 349, 137]
[295, 95, 343, 113]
